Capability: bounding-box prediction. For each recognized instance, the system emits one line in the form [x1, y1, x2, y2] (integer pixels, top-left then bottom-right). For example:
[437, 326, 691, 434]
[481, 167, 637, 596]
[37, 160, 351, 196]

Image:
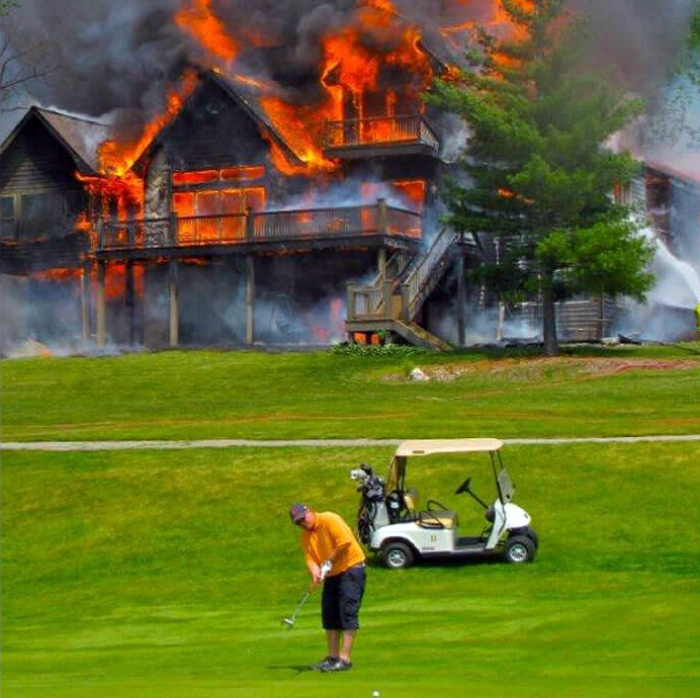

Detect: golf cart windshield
[385, 439, 504, 494]
[497, 468, 515, 504]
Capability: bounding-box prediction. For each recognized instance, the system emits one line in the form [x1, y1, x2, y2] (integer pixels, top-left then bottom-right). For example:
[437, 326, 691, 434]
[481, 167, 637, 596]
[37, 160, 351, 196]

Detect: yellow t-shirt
[300, 511, 366, 577]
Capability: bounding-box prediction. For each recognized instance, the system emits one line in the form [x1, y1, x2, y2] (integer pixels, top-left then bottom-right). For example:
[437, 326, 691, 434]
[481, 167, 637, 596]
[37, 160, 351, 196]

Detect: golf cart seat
[417, 510, 458, 530]
[403, 487, 419, 513]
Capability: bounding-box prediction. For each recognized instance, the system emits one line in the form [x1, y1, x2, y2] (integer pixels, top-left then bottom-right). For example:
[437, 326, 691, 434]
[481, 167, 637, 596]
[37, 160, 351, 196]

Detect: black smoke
[2, 0, 696, 126]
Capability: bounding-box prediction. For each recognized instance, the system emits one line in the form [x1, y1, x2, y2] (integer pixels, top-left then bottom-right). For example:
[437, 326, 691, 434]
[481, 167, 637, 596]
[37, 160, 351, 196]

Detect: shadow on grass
[267, 664, 316, 676]
[366, 552, 508, 570]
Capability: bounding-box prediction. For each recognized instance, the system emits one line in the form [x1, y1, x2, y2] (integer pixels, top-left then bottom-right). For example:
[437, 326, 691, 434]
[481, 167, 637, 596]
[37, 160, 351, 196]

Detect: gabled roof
[0, 106, 113, 174]
[646, 154, 700, 189]
[131, 70, 303, 173]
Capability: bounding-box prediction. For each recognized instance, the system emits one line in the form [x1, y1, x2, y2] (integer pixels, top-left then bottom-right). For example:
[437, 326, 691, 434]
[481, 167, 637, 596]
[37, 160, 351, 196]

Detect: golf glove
[319, 560, 333, 580]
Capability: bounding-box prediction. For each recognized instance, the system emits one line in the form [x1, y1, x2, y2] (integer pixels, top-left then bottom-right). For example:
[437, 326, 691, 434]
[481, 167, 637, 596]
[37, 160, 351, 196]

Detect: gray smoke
[569, 0, 696, 94]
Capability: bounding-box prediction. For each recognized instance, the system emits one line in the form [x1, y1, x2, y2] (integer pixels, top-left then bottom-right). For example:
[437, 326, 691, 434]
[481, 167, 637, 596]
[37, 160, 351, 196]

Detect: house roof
[131, 69, 303, 173]
[0, 106, 113, 174]
[646, 154, 700, 189]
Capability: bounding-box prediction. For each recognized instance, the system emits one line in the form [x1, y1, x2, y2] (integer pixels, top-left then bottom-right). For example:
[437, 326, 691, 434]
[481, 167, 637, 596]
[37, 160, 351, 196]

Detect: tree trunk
[542, 272, 559, 356]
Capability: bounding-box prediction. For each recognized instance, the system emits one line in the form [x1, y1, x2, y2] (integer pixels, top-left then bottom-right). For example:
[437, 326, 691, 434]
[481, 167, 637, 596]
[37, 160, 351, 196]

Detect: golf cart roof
[395, 439, 503, 456]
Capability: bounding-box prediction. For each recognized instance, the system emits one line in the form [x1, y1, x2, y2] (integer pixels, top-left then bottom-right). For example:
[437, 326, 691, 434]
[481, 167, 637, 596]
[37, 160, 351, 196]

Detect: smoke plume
[3, 0, 696, 128]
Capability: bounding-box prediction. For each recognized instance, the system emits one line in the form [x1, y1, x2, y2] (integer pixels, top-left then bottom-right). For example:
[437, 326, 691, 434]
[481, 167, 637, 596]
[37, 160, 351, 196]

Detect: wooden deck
[96, 201, 423, 260]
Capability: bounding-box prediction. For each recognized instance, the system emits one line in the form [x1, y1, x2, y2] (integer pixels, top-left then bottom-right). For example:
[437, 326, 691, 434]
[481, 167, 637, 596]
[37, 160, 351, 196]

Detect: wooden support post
[245, 207, 254, 241]
[377, 198, 387, 235]
[383, 280, 393, 320]
[377, 247, 386, 279]
[81, 261, 91, 346]
[400, 283, 410, 323]
[169, 211, 178, 246]
[96, 260, 106, 348]
[245, 255, 255, 345]
[125, 260, 135, 346]
[456, 249, 466, 348]
[346, 282, 356, 322]
[169, 260, 179, 348]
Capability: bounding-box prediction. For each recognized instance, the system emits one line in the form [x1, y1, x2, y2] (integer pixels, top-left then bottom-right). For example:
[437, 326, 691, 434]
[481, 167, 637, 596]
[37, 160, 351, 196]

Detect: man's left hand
[319, 560, 333, 580]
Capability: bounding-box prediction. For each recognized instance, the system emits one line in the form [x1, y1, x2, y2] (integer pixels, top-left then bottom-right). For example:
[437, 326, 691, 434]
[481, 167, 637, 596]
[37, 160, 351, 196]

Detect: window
[19, 192, 65, 239]
[1, 197, 16, 239]
[172, 187, 266, 242]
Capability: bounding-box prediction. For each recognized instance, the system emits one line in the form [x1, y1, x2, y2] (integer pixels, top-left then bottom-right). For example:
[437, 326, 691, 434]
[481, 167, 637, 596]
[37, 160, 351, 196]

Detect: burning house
[1, 1, 487, 354]
[1, 0, 698, 355]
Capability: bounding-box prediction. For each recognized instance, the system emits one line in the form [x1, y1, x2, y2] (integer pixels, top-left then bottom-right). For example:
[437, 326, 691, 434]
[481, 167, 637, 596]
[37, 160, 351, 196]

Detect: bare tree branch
[1, 10, 55, 113]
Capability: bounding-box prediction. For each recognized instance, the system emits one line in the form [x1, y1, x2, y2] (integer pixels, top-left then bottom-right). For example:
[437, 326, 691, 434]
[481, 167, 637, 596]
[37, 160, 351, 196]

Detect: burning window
[173, 180, 266, 242]
[173, 187, 265, 216]
[172, 167, 266, 229]
[172, 166, 265, 187]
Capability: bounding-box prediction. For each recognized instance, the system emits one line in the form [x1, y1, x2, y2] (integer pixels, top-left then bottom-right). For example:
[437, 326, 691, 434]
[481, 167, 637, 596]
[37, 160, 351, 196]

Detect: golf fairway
[2, 443, 699, 697]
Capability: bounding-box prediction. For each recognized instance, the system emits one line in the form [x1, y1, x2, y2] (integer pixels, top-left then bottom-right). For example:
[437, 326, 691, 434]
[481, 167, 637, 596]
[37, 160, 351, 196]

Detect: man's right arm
[306, 559, 322, 586]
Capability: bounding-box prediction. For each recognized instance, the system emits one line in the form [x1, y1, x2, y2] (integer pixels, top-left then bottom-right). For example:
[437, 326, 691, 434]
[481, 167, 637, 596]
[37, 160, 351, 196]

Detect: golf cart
[350, 438, 538, 568]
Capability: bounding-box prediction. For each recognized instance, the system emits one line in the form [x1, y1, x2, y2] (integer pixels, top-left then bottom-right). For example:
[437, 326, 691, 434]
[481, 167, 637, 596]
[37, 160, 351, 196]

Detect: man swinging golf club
[289, 503, 366, 673]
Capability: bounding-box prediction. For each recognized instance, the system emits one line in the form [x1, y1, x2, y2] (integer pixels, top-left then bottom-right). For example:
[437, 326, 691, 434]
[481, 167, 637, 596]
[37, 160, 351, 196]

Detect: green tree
[426, 0, 654, 355]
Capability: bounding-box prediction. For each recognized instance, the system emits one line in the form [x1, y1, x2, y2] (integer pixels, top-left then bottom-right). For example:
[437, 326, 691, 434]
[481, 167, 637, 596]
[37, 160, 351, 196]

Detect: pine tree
[426, 0, 654, 355]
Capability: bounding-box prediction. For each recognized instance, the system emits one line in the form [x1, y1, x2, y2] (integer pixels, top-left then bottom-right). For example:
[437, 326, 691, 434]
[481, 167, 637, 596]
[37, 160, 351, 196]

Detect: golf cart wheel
[504, 535, 536, 564]
[381, 541, 415, 569]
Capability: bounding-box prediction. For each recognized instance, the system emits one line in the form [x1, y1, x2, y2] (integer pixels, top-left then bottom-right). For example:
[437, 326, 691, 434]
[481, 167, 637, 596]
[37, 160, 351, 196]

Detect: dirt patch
[387, 357, 700, 382]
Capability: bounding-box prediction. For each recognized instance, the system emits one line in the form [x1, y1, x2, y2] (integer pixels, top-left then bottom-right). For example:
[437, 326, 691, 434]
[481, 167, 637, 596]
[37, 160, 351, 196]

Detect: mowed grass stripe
[2, 443, 699, 697]
[2, 347, 700, 441]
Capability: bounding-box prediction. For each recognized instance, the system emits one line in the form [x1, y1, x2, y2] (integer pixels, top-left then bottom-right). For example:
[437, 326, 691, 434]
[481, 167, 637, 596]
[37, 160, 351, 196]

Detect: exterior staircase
[392, 320, 453, 352]
[345, 226, 463, 351]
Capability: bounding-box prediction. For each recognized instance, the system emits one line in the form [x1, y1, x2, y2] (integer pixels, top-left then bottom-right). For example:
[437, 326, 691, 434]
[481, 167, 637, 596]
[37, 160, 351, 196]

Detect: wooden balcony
[96, 200, 423, 259]
[322, 115, 440, 159]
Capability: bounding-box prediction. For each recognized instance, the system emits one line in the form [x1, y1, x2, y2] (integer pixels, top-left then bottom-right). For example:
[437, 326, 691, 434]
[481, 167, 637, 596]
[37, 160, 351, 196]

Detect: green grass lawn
[2, 442, 699, 697]
[2, 345, 700, 441]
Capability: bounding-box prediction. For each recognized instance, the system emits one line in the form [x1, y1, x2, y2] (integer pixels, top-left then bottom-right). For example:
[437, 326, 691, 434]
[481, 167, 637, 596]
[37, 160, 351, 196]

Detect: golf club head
[282, 617, 295, 628]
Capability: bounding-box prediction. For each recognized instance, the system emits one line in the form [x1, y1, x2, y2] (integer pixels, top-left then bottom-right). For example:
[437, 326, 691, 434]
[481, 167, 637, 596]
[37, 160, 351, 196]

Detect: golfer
[289, 503, 366, 672]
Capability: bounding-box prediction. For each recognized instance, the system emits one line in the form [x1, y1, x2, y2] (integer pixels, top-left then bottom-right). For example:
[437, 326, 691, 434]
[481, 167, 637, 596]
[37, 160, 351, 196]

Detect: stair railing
[403, 227, 459, 319]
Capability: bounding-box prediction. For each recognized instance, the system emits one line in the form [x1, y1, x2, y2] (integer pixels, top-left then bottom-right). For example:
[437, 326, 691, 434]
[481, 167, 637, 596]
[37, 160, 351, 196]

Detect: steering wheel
[455, 477, 472, 495]
[426, 499, 449, 511]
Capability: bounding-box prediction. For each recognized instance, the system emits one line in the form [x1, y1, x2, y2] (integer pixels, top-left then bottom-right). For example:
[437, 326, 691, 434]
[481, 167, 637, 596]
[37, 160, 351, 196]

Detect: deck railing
[323, 114, 440, 153]
[100, 201, 421, 251]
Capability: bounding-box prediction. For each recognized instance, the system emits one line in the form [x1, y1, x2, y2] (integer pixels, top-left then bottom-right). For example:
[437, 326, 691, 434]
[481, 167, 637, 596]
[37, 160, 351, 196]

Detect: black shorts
[321, 564, 366, 631]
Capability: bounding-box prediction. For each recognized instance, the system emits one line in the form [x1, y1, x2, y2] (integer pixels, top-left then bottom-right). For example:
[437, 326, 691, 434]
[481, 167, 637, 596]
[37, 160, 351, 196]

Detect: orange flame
[439, 1, 531, 48]
[258, 2, 434, 174]
[175, 0, 239, 62]
[92, 262, 145, 301]
[95, 69, 198, 179]
[34, 268, 83, 281]
[259, 98, 339, 173]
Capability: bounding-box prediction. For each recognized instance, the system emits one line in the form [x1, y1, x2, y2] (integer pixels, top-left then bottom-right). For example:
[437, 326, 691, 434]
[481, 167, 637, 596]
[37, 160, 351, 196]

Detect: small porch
[322, 115, 440, 160]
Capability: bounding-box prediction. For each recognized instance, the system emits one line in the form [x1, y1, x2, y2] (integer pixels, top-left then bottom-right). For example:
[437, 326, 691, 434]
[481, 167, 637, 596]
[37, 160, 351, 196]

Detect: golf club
[282, 588, 314, 628]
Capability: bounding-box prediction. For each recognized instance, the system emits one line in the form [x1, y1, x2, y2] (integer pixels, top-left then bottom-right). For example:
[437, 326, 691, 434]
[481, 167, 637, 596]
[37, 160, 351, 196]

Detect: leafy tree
[426, 0, 654, 355]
